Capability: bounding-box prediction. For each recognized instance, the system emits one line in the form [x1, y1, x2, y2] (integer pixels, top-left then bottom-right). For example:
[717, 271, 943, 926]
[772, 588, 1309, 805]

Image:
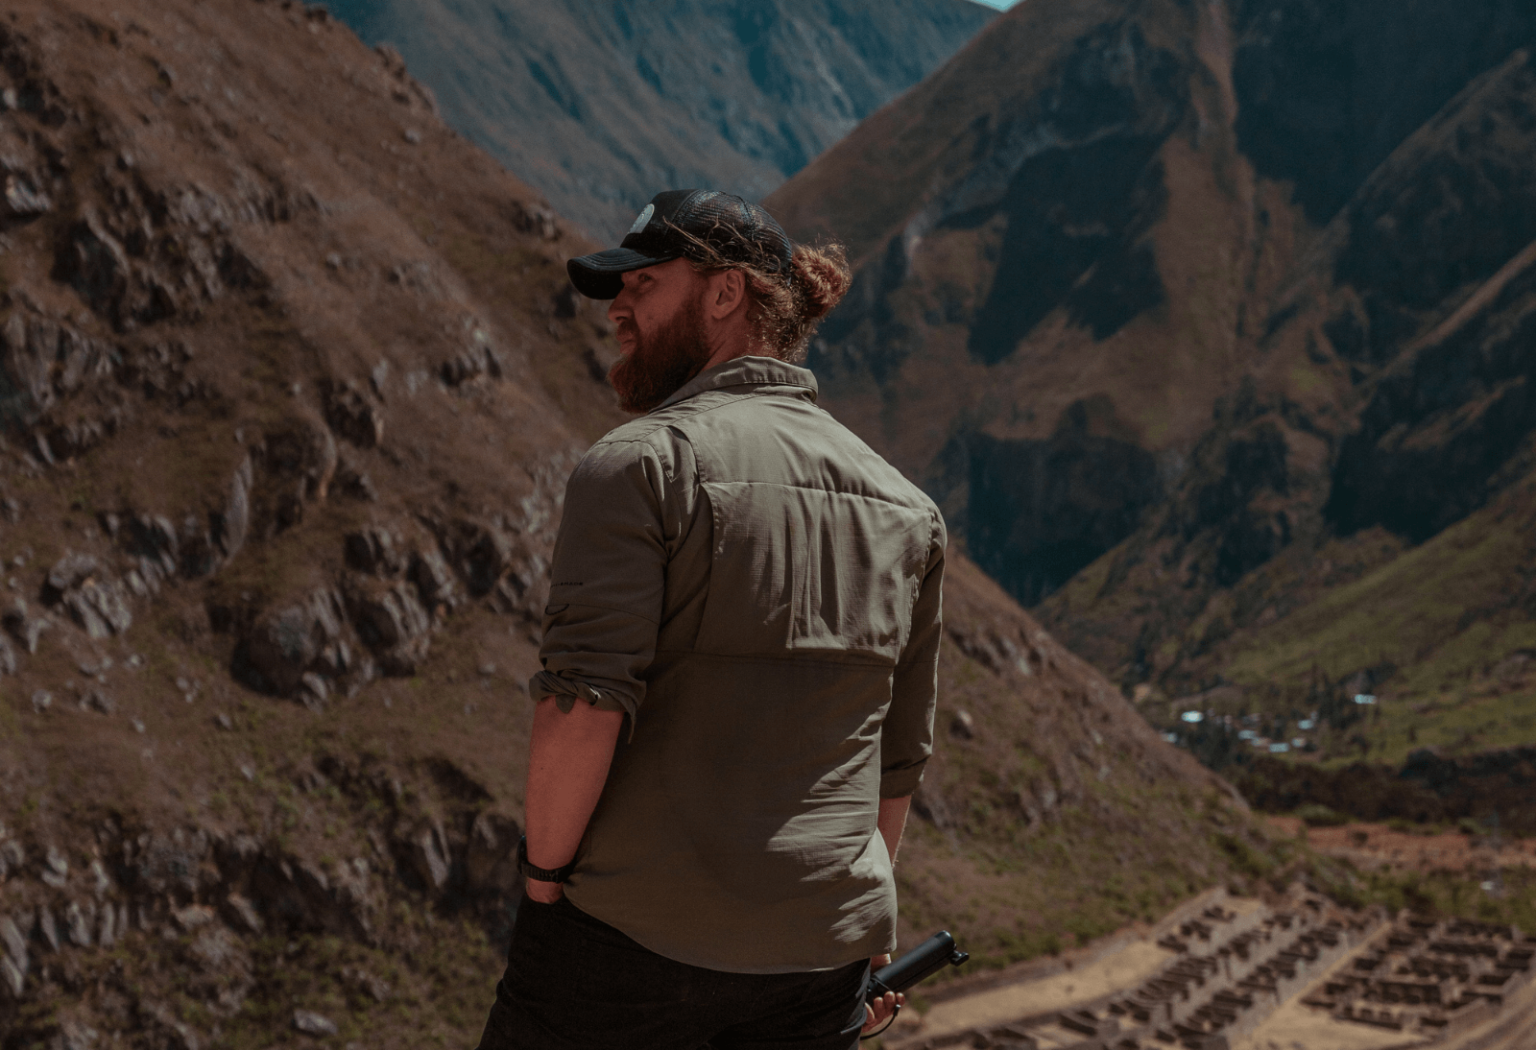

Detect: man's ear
[704, 269, 748, 321]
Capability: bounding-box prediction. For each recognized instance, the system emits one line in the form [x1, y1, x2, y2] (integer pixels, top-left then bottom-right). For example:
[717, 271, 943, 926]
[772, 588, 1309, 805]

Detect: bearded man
[475, 190, 946, 1050]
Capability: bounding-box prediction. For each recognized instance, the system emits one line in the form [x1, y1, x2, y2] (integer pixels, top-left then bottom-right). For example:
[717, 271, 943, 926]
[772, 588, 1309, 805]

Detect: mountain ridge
[768, 0, 1536, 774]
[325, 0, 997, 239]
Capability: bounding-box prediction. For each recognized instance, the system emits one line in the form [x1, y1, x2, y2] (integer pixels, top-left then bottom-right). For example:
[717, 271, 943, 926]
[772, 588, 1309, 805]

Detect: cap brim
[566, 248, 681, 300]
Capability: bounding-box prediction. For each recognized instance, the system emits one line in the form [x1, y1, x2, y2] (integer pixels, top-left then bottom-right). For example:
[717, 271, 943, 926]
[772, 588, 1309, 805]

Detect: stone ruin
[1302, 914, 1536, 1041]
[893, 892, 1379, 1050]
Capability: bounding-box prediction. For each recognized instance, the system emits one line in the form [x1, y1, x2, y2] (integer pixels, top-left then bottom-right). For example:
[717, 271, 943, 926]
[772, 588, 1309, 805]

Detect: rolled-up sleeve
[528, 438, 671, 721]
[880, 521, 945, 798]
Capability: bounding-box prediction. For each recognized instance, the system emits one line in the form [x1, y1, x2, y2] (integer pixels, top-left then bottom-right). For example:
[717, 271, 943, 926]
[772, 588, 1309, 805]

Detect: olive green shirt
[530, 356, 945, 974]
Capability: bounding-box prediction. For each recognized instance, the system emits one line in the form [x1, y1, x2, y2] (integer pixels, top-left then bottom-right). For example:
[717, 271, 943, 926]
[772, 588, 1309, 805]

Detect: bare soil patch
[1266, 817, 1536, 873]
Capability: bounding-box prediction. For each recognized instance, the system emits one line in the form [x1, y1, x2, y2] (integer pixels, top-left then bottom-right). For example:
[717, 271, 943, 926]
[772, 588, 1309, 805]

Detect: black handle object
[865, 931, 970, 1003]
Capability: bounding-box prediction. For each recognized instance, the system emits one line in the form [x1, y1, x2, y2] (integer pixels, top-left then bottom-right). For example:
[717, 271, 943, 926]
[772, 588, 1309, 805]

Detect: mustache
[607, 302, 711, 414]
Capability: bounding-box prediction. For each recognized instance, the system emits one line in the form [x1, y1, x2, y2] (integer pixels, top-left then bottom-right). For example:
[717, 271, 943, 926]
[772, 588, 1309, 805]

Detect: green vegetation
[1295, 804, 1350, 828]
[1127, 482, 1536, 773]
[1224, 509, 1529, 688]
[897, 769, 1285, 978]
[1347, 867, 1536, 931]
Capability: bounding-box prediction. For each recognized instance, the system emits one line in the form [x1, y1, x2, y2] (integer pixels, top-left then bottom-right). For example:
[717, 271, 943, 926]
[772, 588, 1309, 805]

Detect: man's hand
[863, 953, 906, 1034]
[525, 878, 564, 905]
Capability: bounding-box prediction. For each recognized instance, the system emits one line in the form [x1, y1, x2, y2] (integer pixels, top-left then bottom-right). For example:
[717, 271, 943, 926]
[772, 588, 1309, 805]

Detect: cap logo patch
[627, 203, 655, 236]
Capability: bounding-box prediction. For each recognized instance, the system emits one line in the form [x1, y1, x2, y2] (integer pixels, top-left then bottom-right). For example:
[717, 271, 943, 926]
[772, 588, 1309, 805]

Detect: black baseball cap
[567, 189, 794, 300]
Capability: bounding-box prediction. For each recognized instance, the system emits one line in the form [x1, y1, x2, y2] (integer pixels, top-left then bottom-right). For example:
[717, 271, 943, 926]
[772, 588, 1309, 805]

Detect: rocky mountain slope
[324, 0, 997, 240]
[766, 0, 1536, 778]
[0, 1, 1266, 1045]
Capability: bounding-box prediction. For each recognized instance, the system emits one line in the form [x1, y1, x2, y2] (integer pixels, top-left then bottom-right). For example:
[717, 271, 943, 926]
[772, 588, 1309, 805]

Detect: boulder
[80, 689, 115, 715]
[2, 172, 51, 216]
[292, 1010, 337, 1037]
[466, 812, 521, 894]
[210, 455, 254, 563]
[0, 313, 114, 423]
[125, 514, 179, 575]
[0, 840, 24, 872]
[241, 589, 345, 695]
[410, 547, 459, 615]
[439, 341, 503, 387]
[132, 827, 214, 897]
[139, 1001, 200, 1050]
[406, 820, 451, 891]
[348, 578, 432, 674]
[445, 520, 517, 596]
[221, 893, 264, 935]
[59, 210, 133, 327]
[264, 416, 338, 524]
[0, 913, 28, 975]
[63, 901, 92, 948]
[62, 579, 132, 638]
[249, 852, 371, 940]
[97, 903, 115, 947]
[322, 379, 385, 447]
[299, 672, 328, 711]
[6, 608, 49, 654]
[43, 551, 100, 598]
[911, 782, 955, 829]
[345, 523, 407, 576]
[41, 552, 132, 637]
[34, 906, 58, 952]
[42, 845, 69, 885]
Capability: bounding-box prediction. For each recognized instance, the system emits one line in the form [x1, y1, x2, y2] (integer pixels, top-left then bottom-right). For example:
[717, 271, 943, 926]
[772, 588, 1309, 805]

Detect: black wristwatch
[517, 836, 577, 884]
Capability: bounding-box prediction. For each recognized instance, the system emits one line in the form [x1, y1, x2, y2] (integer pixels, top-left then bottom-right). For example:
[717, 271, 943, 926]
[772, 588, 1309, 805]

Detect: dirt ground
[1235, 952, 1536, 1050]
[1232, 940, 1430, 1050]
[891, 939, 1176, 1043]
[885, 896, 1267, 1047]
[1265, 817, 1536, 872]
[1234, 998, 1431, 1050]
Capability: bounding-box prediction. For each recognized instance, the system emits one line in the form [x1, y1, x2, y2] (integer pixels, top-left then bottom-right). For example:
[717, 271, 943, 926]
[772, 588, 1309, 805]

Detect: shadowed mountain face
[768, 0, 1536, 758]
[325, 0, 995, 239]
[1231, 0, 1536, 224]
[772, 0, 1276, 615]
[0, 1, 1262, 1043]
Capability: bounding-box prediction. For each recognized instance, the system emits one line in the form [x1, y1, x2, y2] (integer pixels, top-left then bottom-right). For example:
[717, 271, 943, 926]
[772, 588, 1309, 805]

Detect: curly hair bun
[792, 244, 852, 321]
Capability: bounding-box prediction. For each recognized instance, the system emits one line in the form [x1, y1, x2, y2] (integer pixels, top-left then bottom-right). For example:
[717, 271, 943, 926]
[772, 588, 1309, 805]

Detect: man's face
[606, 258, 713, 414]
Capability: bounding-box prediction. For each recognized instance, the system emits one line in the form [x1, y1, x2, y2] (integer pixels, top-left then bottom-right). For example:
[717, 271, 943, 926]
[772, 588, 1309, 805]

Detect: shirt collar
[654, 355, 819, 411]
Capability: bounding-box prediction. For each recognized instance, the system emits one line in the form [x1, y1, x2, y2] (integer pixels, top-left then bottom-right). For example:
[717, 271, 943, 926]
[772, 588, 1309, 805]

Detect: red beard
[608, 297, 713, 414]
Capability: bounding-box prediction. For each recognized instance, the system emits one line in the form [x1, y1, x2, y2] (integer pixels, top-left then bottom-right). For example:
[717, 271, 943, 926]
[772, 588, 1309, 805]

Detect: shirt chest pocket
[694, 481, 928, 660]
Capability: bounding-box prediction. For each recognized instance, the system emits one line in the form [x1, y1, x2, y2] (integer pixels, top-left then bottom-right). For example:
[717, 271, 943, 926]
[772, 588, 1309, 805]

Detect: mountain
[766, 0, 1536, 780]
[0, 1, 1266, 1044]
[323, 0, 997, 240]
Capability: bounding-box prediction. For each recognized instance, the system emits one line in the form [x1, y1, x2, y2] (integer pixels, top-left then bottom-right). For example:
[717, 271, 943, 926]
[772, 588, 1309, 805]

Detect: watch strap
[517, 836, 576, 884]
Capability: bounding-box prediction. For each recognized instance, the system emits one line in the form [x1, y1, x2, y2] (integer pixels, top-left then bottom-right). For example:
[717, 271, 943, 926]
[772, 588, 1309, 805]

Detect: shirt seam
[653, 648, 896, 668]
[696, 477, 939, 515]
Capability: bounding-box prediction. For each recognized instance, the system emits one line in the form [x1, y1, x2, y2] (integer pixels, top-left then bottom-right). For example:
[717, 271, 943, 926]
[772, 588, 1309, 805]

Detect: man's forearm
[877, 796, 912, 866]
[525, 697, 625, 872]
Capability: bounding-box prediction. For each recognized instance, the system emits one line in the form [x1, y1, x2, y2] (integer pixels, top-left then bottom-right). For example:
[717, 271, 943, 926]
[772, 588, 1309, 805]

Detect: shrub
[1297, 804, 1350, 827]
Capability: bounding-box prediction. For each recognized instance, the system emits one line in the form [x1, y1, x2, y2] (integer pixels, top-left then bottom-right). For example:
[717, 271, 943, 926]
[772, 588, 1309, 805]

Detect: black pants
[475, 894, 869, 1050]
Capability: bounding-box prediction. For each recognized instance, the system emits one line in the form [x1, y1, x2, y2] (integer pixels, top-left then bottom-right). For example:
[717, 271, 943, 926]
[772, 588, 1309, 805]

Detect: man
[476, 189, 946, 1050]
